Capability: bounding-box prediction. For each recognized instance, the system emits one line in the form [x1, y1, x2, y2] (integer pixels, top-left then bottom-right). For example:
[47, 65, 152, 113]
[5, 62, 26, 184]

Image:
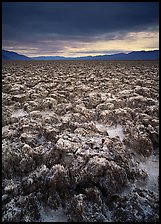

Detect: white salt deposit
[107, 125, 124, 142]
[2, 125, 9, 134]
[11, 109, 28, 118]
[138, 152, 159, 193]
[80, 135, 102, 145]
[121, 150, 159, 196]
[39, 206, 68, 222]
[40, 111, 54, 117]
[95, 123, 106, 132]
[96, 123, 124, 142]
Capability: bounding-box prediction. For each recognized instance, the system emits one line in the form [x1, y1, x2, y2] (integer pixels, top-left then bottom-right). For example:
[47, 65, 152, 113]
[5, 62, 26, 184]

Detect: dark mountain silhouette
[2, 49, 159, 60]
[2, 50, 31, 60]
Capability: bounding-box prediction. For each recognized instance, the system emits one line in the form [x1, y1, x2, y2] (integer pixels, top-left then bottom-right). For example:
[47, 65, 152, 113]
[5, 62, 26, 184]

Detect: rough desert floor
[2, 60, 159, 222]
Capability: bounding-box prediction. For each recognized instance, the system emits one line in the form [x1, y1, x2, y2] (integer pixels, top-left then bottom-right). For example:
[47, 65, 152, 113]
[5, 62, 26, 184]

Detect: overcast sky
[2, 2, 159, 57]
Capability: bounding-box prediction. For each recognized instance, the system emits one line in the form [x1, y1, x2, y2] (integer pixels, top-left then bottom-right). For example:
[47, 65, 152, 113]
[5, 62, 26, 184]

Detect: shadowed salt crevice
[11, 109, 28, 118]
[37, 135, 46, 145]
[39, 206, 68, 222]
[96, 123, 125, 142]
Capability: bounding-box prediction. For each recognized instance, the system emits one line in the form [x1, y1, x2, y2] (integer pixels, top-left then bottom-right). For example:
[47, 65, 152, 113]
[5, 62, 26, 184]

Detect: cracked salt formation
[2, 60, 159, 222]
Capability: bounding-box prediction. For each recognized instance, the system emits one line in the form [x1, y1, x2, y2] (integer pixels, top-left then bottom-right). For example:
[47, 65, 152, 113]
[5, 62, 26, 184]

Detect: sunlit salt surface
[2, 125, 9, 134]
[39, 206, 68, 222]
[96, 123, 124, 142]
[11, 109, 28, 118]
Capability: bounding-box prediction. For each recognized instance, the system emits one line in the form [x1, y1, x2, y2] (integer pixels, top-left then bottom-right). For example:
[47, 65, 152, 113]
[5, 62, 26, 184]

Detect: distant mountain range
[2, 50, 31, 60]
[2, 49, 159, 61]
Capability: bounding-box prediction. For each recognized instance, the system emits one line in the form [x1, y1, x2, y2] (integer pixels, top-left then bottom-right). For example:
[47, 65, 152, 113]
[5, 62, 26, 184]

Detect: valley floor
[2, 60, 159, 222]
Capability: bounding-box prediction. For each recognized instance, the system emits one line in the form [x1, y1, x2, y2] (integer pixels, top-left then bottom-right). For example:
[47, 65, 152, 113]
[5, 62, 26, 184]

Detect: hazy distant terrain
[32, 50, 159, 60]
[2, 60, 159, 222]
[2, 49, 159, 61]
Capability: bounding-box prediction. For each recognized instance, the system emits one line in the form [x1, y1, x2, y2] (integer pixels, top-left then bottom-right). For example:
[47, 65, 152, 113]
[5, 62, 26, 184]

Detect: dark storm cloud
[2, 2, 159, 56]
[2, 2, 159, 41]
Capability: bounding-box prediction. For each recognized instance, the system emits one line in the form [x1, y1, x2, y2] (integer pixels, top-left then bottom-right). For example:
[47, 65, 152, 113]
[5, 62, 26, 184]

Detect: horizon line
[2, 49, 159, 59]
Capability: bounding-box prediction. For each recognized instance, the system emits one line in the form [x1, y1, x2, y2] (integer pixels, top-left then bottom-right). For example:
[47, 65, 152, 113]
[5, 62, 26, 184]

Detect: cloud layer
[2, 2, 159, 57]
